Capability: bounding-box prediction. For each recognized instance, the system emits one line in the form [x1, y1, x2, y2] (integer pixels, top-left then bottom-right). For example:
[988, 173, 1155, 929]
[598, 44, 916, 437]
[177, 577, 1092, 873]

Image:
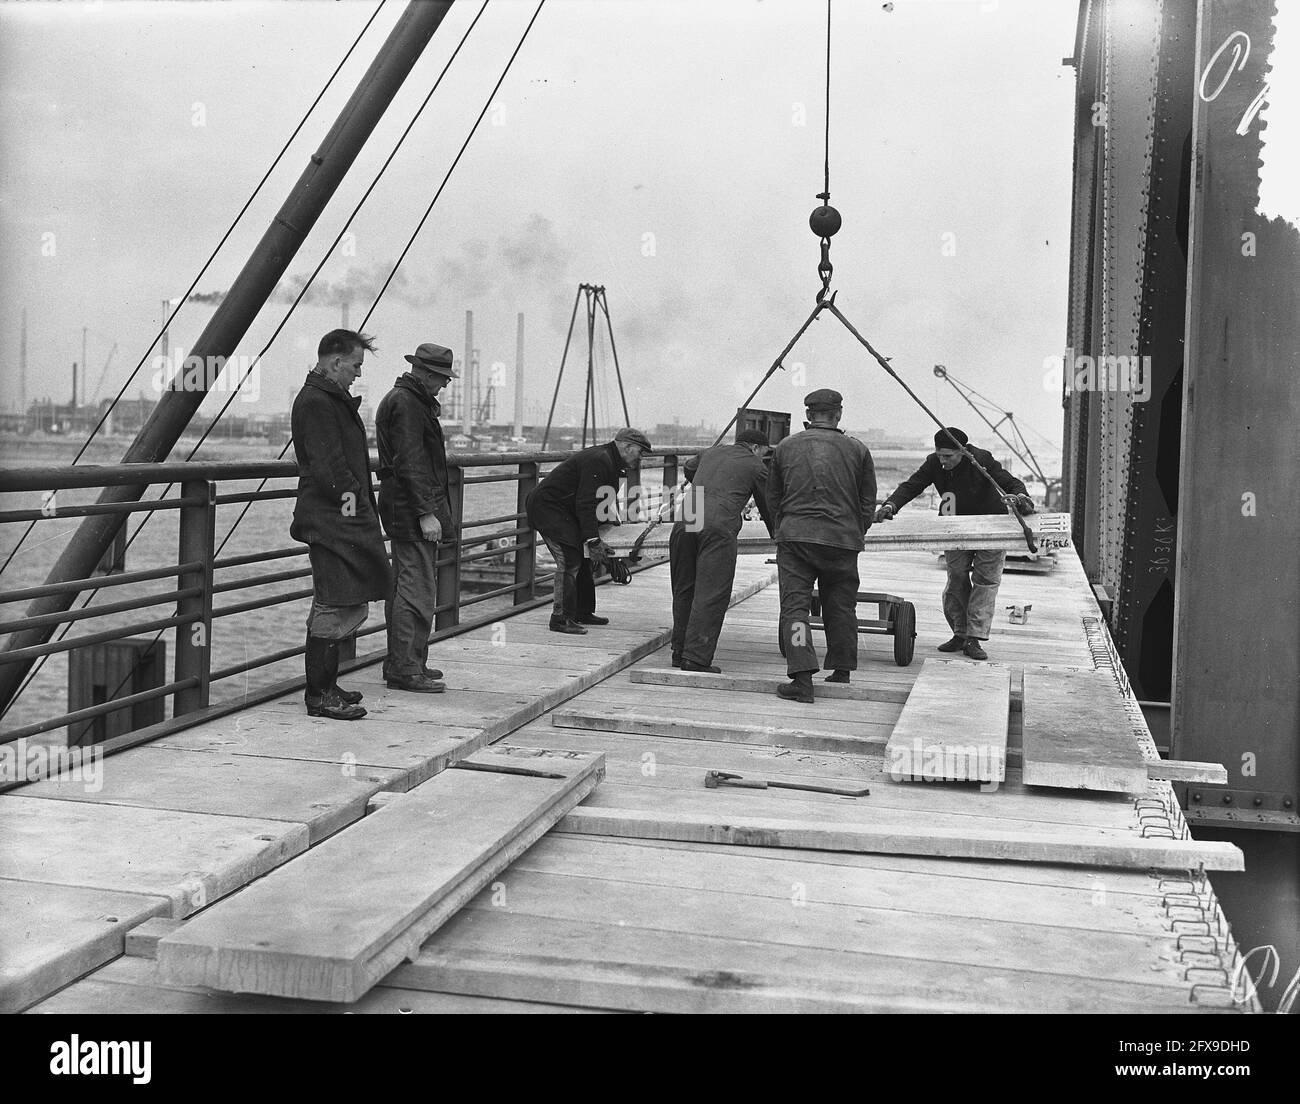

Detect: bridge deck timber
[5, 548, 1248, 1014]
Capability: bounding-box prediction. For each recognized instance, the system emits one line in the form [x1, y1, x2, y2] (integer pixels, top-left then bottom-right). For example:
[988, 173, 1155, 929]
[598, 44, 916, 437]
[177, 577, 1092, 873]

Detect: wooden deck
[3, 549, 1250, 1013]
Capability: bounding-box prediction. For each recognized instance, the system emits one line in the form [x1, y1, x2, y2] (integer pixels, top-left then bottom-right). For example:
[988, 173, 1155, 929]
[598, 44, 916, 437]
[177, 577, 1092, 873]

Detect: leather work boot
[334, 685, 364, 705]
[776, 672, 815, 703]
[962, 638, 988, 661]
[423, 667, 444, 680]
[549, 617, 588, 635]
[937, 634, 967, 653]
[670, 653, 684, 668]
[306, 687, 367, 721]
[386, 672, 446, 693]
[825, 669, 851, 683]
[682, 659, 722, 674]
[574, 614, 610, 625]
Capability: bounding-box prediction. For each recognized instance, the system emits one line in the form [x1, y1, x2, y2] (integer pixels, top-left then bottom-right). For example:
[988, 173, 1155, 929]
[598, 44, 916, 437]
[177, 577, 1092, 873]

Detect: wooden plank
[1021, 666, 1148, 793]
[607, 512, 1073, 555]
[0, 879, 169, 1013]
[884, 660, 1010, 783]
[630, 666, 911, 704]
[550, 709, 887, 755]
[559, 806, 1244, 871]
[1145, 760, 1228, 785]
[27, 956, 609, 1015]
[392, 910, 1207, 1014]
[18, 746, 400, 845]
[0, 798, 308, 918]
[155, 746, 605, 1003]
[124, 917, 183, 959]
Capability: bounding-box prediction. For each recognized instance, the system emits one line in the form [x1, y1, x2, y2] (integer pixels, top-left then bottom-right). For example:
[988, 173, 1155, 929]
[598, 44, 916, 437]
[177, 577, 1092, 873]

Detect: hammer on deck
[703, 770, 869, 797]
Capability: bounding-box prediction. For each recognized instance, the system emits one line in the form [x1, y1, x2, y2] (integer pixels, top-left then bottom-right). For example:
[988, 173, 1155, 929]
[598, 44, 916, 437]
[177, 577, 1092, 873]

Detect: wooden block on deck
[631, 667, 910, 704]
[124, 917, 183, 959]
[155, 746, 605, 1004]
[550, 709, 887, 755]
[1145, 760, 1228, 785]
[0, 879, 170, 1013]
[559, 807, 1245, 871]
[1021, 667, 1148, 794]
[884, 660, 1009, 783]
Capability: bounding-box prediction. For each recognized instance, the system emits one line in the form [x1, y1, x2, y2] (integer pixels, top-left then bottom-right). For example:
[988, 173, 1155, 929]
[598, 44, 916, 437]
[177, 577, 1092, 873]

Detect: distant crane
[88, 343, 118, 405]
[932, 364, 1060, 507]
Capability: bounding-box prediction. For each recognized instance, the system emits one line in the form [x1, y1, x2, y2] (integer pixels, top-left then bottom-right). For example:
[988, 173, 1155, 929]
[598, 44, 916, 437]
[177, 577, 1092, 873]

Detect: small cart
[778, 589, 917, 667]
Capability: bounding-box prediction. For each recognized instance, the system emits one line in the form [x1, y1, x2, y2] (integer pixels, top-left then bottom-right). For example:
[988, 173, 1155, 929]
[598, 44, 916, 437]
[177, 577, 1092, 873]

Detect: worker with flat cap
[375, 342, 458, 692]
[875, 426, 1034, 660]
[526, 427, 653, 634]
[668, 428, 776, 672]
[769, 388, 877, 702]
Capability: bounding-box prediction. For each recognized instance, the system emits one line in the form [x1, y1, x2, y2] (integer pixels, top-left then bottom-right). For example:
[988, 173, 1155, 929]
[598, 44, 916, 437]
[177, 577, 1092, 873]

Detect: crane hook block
[809, 204, 842, 238]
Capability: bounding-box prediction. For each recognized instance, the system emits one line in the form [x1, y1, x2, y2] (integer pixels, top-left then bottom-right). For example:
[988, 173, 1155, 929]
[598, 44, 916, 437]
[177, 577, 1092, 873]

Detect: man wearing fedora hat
[375, 342, 459, 692]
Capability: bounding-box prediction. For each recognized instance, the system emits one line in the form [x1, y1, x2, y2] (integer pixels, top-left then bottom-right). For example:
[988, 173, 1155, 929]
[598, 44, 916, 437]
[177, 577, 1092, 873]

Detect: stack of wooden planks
[154, 746, 604, 1003]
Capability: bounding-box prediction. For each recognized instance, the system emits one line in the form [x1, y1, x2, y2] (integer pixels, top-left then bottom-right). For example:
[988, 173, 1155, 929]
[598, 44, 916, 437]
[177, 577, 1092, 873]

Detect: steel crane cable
[0, 0, 390, 580]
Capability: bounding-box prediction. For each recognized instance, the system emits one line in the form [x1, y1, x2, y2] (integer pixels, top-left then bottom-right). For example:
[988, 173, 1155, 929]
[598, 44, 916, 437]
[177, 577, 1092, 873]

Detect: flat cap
[934, 426, 969, 449]
[614, 427, 654, 453]
[404, 342, 458, 377]
[736, 428, 770, 447]
[804, 388, 843, 410]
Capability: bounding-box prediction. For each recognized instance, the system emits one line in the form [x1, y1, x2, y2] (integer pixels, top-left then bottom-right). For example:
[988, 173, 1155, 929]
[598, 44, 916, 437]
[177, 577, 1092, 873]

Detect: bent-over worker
[669, 428, 775, 672]
[875, 426, 1034, 660]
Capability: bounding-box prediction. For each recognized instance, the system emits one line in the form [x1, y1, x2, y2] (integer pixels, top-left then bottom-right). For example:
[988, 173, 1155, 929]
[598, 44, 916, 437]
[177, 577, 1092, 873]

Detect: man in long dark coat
[376, 342, 457, 693]
[526, 428, 653, 634]
[669, 429, 775, 672]
[290, 329, 392, 720]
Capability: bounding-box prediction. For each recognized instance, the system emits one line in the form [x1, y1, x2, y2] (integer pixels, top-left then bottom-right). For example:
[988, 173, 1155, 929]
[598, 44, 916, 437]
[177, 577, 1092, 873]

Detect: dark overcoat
[375, 373, 455, 541]
[289, 372, 392, 604]
[525, 441, 626, 549]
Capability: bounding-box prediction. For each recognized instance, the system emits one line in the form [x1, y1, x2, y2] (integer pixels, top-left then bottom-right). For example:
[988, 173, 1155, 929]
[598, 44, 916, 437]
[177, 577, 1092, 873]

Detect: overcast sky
[1, 0, 1091, 457]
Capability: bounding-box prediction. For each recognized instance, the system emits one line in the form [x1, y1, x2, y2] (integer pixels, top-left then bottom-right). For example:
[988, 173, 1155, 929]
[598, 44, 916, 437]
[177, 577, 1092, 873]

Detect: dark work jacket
[289, 372, 392, 604]
[884, 446, 1028, 516]
[676, 444, 775, 538]
[768, 427, 877, 550]
[375, 373, 455, 542]
[526, 441, 626, 549]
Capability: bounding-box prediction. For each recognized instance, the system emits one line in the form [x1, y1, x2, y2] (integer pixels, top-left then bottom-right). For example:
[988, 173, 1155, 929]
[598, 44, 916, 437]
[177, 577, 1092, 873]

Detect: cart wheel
[892, 601, 916, 666]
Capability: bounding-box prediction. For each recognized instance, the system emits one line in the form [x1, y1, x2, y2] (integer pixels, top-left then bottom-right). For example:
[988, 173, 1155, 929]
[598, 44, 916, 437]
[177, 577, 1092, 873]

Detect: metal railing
[0, 448, 695, 746]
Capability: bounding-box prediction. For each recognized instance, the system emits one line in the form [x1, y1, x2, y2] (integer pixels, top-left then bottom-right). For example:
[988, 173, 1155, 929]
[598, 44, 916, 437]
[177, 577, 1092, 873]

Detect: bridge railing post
[174, 479, 215, 716]
[514, 461, 538, 604]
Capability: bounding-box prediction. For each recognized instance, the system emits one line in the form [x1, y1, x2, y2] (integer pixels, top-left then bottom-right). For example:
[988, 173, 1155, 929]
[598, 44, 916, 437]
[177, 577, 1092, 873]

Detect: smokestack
[19, 307, 26, 414]
[514, 313, 524, 439]
[71, 362, 78, 409]
[463, 309, 473, 436]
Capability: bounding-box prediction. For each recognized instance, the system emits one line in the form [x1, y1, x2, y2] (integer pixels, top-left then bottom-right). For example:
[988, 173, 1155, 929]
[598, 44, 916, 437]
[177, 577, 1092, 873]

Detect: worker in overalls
[668, 428, 775, 672]
[875, 427, 1034, 660]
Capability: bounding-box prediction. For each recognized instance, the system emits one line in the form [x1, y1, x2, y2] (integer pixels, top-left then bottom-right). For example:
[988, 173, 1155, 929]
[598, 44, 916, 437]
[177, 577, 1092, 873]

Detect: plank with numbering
[550, 709, 887, 755]
[558, 806, 1244, 871]
[1021, 666, 1149, 793]
[154, 745, 605, 1003]
[606, 513, 1073, 555]
[884, 659, 1010, 783]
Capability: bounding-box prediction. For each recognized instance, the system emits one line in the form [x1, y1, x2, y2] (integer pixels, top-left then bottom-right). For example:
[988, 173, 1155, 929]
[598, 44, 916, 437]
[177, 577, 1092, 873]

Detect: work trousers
[541, 534, 596, 622]
[777, 540, 861, 676]
[669, 525, 738, 666]
[385, 539, 438, 679]
[943, 549, 1006, 640]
